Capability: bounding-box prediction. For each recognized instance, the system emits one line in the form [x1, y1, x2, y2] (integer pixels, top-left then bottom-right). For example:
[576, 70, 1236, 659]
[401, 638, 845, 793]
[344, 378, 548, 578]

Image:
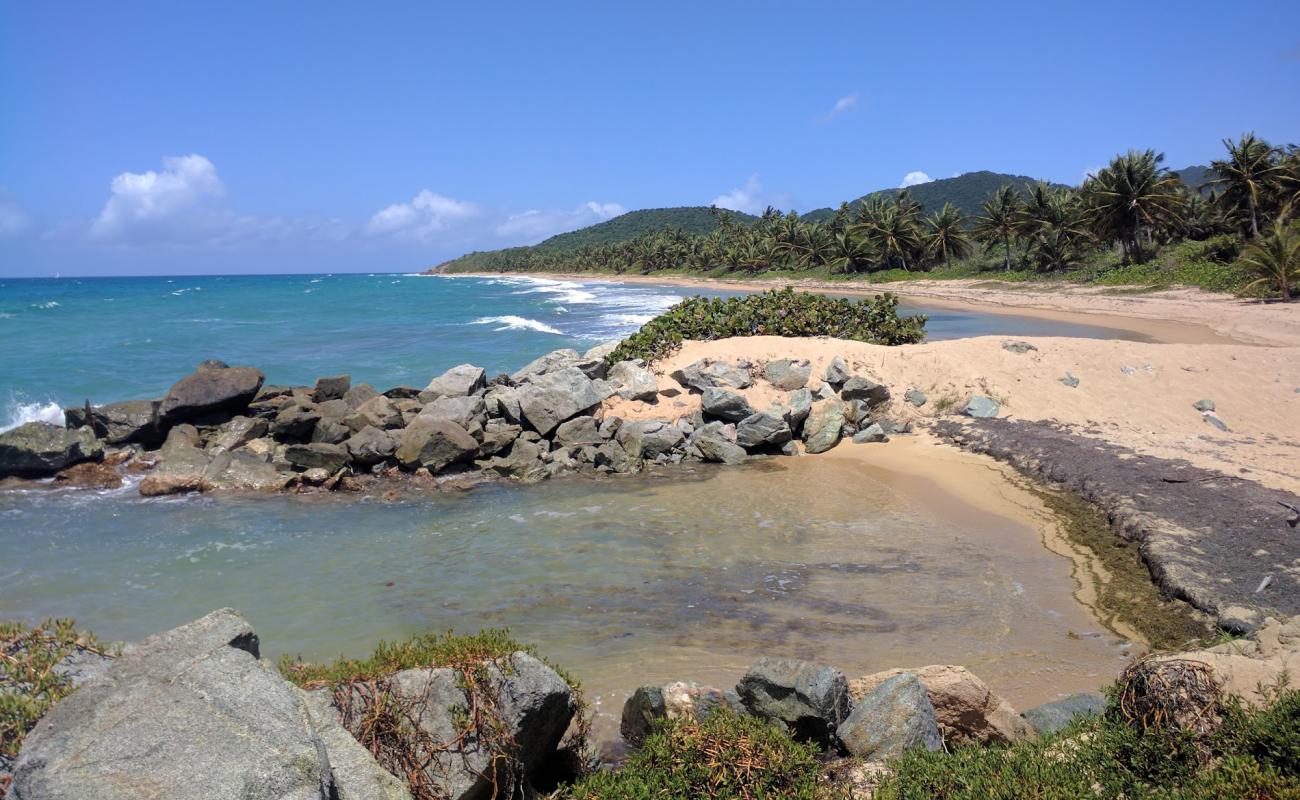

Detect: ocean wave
[2, 397, 65, 433]
[471, 315, 564, 335]
[601, 312, 655, 327]
[30, 301, 60, 310]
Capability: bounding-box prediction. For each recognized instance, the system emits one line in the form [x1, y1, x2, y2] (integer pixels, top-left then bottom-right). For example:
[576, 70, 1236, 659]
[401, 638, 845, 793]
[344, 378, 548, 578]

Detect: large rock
[208, 415, 269, 454]
[478, 419, 523, 458]
[516, 367, 612, 436]
[383, 653, 577, 800]
[417, 395, 487, 431]
[620, 682, 744, 747]
[396, 418, 479, 472]
[64, 399, 162, 446]
[763, 359, 812, 391]
[840, 375, 891, 407]
[344, 426, 397, 466]
[485, 439, 549, 481]
[284, 442, 349, 473]
[689, 422, 747, 465]
[300, 690, 413, 800]
[837, 672, 943, 761]
[850, 665, 1033, 746]
[0, 422, 103, 478]
[736, 657, 849, 748]
[422, 364, 487, 400]
[204, 451, 290, 492]
[669, 359, 752, 392]
[552, 416, 602, 448]
[784, 388, 813, 434]
[11, 609, 334, 800]
[271, 402, 322, 441]
[802, 399, 845, 454]
[312, 375, 351, 403]
[824, 356, 850, 387]
[616, 420, 684, 460]
[1021, 693, 1107, 736]
[736, 411, 792, 449]
[962, 395, 1000, 419]
[607, 361, 659, 402]
[700, 387, 754, 422]
[160, 364, 264, 424]
[344, 395, 403, 432]
[511, 349, 580, 383]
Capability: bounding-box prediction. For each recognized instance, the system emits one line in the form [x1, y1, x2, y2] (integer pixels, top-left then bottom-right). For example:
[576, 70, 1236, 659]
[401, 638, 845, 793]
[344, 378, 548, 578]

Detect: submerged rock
[0, 422, 103, 478]
[736, 657, 849, 748]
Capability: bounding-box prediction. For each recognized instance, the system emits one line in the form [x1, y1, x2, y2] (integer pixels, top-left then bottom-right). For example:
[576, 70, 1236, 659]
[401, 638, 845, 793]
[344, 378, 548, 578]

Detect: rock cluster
[0, 347, 910, 495]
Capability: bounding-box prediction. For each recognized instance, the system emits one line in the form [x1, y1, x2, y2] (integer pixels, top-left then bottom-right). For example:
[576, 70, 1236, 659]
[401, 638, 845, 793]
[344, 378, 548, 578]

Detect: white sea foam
[2, 397, 65, 433]
[30, 301, 60, 309]
[472, 315, 564, 335]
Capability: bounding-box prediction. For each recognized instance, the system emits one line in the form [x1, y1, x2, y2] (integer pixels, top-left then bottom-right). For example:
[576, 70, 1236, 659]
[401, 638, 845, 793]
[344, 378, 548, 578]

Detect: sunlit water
[0, 273, 1138, 740]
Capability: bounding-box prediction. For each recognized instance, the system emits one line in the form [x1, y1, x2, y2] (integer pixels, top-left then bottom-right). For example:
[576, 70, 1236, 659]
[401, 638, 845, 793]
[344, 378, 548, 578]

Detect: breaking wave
[471, 316, 564, 335]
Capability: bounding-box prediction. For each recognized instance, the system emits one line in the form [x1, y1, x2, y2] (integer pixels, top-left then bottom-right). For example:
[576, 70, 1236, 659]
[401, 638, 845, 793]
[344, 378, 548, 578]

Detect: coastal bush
[605, 288, 926, 364]
[1, 618, 116, 761]
[279, 628, 592, 800]
[556, 710, 833, 800]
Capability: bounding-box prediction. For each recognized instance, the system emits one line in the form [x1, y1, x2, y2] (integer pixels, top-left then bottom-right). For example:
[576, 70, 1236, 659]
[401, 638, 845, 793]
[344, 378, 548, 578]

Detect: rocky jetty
[0, 346, 907, 496]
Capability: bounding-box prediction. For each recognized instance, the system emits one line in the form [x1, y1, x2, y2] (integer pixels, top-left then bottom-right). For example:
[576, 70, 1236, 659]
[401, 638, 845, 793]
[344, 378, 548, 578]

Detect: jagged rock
[381, 653, 577, 800]
[736, 657, 849, 748]
[396, 418, 479, 472]
[0, 422, 103, 478]
[689, 422, 747, 465]
[784, 388, 813, 434]
[271, 402, 322, 441]
[204, 451, 290, 492]
[620, 682, 744, 746]
[310, 417, 352, 445]
[138, 474, 210, 497]
[516, 367, 612, 436]
[422, 364, 487, 400]
[342, 383, 380, 409]
[511, 349, 580, 383]
[208, 415, 269, 454]
[284, 442, 349, 473]
[312, 375, 351, 402]
[669, 359, 752, 392]
[154, 425, 210, 477]
[383, 386, 421, 400]
[417, 395, 487, 431]
[840, 375, 891, 407]
[824, 356, 850, 387]
[11, 609, 333, 800]
[300, 690, 413, 800]
[582, 341, 620, 362]
[763, 359, 812, 391]
[484, 386, 524, 424]
[736, 411, 792, 449]
[962, 396, 1000, 418]
[845, 399, 872, 427]
[608, 361, 659, 402]
[850, 665, 1033, 746]
[904, 388, 927, 407]
[344, 426, 397, 466]
[616, 420, 684, 460]
[344, 395, 404, 432]
[159, 364, 265, 424]
[478, 420, 523, 458]
[700, 387, 754, 422]
[837, 673, 943, 761]
[553, 416, 602, 448]
[64, 399, 162, 446]
[593, 440, 639, 474]
[852, 423, 888, 444]
[1021, 693, 1106, 736]
[802, 399, 845, 454]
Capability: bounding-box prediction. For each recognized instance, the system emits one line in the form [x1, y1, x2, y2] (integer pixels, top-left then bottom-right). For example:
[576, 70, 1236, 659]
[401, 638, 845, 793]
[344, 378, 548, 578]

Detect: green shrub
[557, 710, 832, 800]
[606, 288, 926, 364]
[1, 619, 117, 760]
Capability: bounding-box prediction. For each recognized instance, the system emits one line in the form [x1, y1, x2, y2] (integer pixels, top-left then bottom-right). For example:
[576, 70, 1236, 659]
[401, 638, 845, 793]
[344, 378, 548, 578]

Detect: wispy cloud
[710, 173, 795, 215]
[817, 93, 859, 124]
[494, 201, 625, 242]
[900, 171, 933, 188]
[0, 188, 31, 239]
[365, 190, 483, 242]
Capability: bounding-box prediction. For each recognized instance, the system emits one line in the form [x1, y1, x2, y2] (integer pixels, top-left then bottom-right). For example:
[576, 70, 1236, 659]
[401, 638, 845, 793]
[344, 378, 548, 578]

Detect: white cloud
[494, 201, 625, 242]
[710, 174, 794, 215]
[900, 171, 934, 188]
[365, 190, 482, 242]
[818, 93, 859, 124]
[91, 154, 233, 242]
[0, 188, 31, 238]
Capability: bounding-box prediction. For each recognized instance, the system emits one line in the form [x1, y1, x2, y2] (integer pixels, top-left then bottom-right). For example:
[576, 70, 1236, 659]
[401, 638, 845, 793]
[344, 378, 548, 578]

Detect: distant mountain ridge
[529, 206, 757, 253]
[800, 170, 1067, 222]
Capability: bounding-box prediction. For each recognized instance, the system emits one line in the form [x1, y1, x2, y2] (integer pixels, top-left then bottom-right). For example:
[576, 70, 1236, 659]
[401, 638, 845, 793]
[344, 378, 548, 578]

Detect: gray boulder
[824, 356, 850, 387]
[417, 395, 487, 431]
[64, 399, 162, 446]
[689, 422, 747, 465]
[1002, 340, 1038, 354]
[344, 426, 397, 466]
[593, 440, 639, 474]
[904, 388, 927, 407]
[784, 388, 813, 433]
[342, 383, 380, 409]
[159, 363, 265, 424]
[962, 396, 1000, 418]
[271, 402, 321, 441]
[344, 395, 404, 432]
[285, 442, 349, 473]
[736, 657, 849, 748]
[763, 358, 812, 391]
[310, 417, 352, 446]
[422, 364, 487, 400]
[582, 341, 620, 362]
[1021, 692, 1106, 736]
[1193, 398, 1216, 412]
[736, 411, 792, 449]
[852, 423, 889, 444]
[553, 416, 602, 448]
[11, 609, 334, 800]
[300, 690, 413, 800]
[396, 418, 479, 472]
[700, 387, 754, 422]
[0, 422, 103, 478]
[607, 361, 659, 402]
[154, 425, 210, 477]
[802, 399, 845, 454]
[517, 367, 613, 436]
[511, 349, 580, 383]
[840, 375, 891, 407]
[1060, 373, 1080, 389]
[478, 419, 523, 458]
[204, 451, 290, 492]
[312, 375, 351, 403]
[616, 420, 684, 460]
[208, 415, 268, 454]
[836, 672, 943, 760]
[620, 682, 744, 747]
[669, 359, 752, 391]
[1203, 411, 1230, 431]
[485, 439, 549, 481]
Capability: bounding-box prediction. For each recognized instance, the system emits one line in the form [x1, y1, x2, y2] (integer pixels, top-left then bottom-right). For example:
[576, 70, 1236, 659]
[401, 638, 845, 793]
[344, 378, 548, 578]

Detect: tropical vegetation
[439, 134, 1300, 300]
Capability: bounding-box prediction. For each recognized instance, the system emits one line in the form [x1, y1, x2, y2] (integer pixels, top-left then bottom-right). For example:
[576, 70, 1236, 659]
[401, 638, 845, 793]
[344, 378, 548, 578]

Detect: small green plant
[931, 393, 960, 414]
[1, 619, 117, 763]
[606, 288, 926, 364]
[556, 710, 834, 799]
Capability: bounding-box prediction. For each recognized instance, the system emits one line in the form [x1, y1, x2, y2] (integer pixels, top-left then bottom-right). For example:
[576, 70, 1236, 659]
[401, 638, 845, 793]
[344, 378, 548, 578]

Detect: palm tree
[1208, 133, 1283, 238]
[827, 230, 875, 274]
[1082, 149, 1183, 263]
[973, 185, 1023, 271]
[1239, 207, 1299, 301]
[924, 203, 971, 269]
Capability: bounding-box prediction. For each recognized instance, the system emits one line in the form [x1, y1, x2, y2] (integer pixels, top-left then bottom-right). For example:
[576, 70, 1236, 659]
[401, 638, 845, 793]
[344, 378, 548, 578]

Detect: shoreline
[442, 270, 1300, 347]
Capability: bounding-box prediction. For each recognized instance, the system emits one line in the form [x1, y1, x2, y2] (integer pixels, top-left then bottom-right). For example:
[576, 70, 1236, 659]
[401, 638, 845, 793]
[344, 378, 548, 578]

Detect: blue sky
[2, 1, 1297, 277]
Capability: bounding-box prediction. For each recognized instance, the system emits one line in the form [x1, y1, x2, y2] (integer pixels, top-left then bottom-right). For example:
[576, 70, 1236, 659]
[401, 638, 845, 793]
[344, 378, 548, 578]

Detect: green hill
[1173, 165, 1217, 194]
[799, 171, 1065, 222]
[532, 207, 757, 252]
